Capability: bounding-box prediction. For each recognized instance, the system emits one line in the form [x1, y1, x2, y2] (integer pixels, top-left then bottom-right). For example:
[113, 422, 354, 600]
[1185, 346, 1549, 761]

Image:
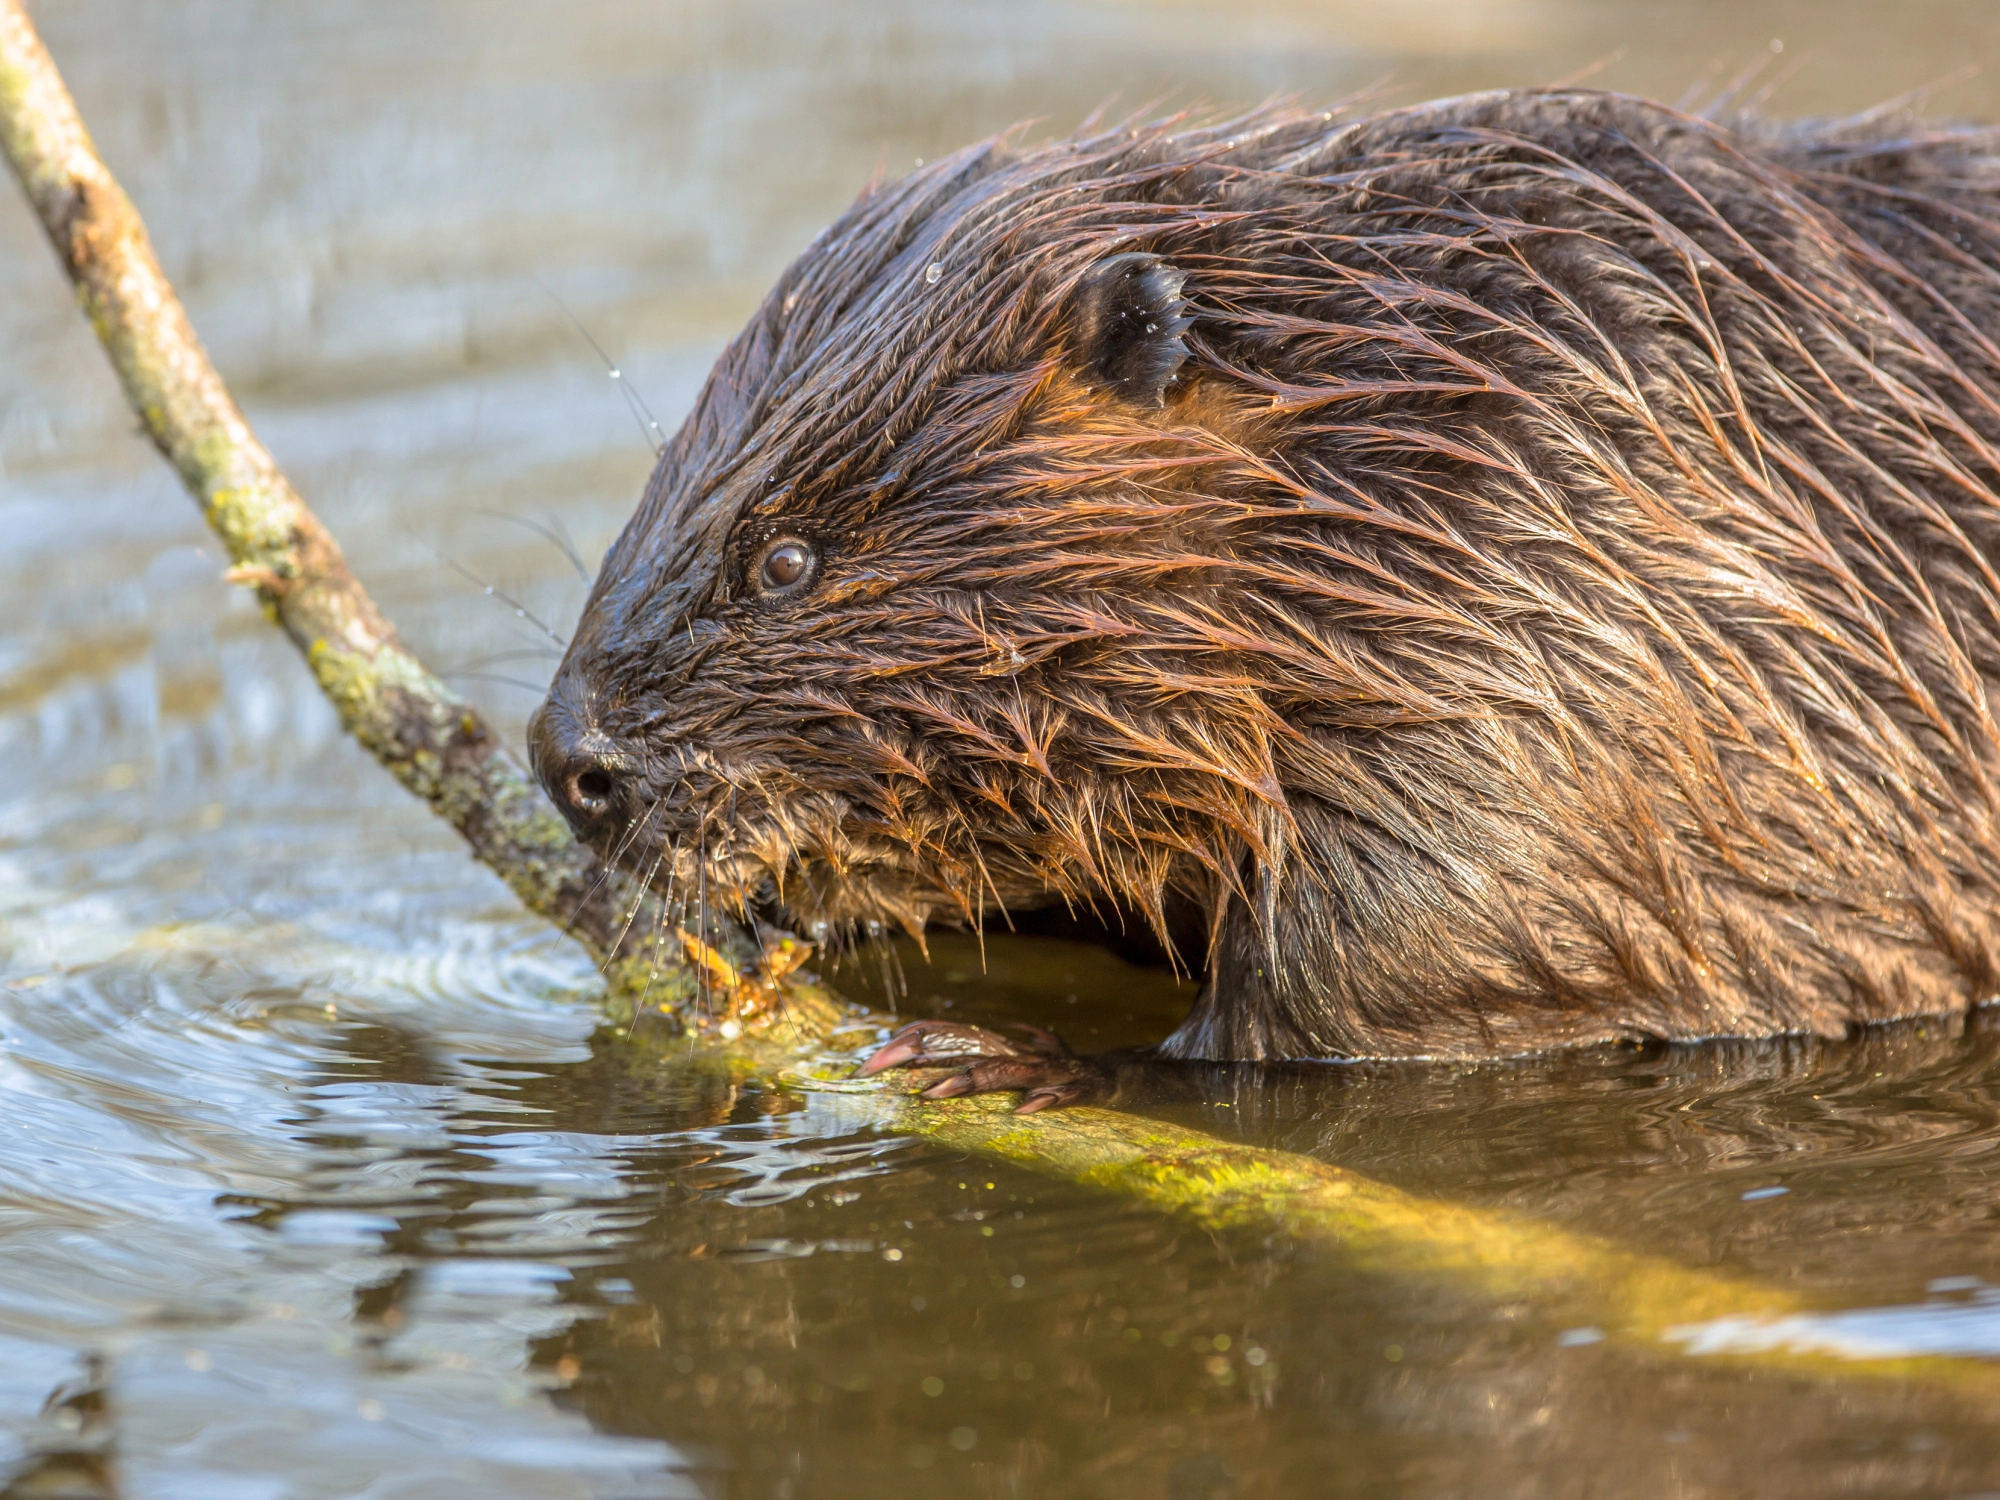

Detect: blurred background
[12, 4, 2000, 1498]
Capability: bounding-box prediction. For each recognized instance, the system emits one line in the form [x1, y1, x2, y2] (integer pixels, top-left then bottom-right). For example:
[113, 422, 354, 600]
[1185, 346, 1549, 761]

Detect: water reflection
[499, 1003, 2000, 1499]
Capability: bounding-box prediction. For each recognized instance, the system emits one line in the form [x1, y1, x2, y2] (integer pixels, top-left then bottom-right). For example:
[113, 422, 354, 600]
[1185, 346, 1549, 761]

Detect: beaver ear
[1070, 252, 1191, 408]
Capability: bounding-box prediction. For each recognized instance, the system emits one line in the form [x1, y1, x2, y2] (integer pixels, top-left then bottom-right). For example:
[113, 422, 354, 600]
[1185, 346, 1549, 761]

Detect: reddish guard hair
[534, 88, 2000, 1061]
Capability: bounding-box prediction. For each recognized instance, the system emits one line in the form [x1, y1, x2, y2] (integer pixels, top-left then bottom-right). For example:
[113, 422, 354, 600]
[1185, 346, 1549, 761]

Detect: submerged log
[863, 1087, 2000, 1394]
[4, 0, 1993, 1399]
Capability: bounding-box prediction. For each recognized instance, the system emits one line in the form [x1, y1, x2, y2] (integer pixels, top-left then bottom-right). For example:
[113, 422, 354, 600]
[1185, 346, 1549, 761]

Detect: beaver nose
[527, 701, 629, 836]
[561, 761, 617, 820]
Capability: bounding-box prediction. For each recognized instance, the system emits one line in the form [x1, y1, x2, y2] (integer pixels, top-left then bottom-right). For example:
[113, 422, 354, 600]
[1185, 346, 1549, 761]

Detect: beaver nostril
[570, 768, 613, 810]
[529, 697, 629, 834]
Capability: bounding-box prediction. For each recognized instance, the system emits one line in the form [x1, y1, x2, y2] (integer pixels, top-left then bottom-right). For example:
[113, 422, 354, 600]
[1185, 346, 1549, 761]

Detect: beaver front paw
[855, 1019, 1108, 1112]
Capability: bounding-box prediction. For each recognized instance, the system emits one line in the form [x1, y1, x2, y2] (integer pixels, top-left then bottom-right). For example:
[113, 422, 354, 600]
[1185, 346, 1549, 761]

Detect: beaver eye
[752, 536, 815, 597]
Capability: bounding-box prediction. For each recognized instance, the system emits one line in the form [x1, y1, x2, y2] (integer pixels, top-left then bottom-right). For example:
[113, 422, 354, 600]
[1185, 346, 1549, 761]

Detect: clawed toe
[852, 1029, 925, 1077]
[1016, 1076, 1097, 1113]
[918, 1054, 1107, 1110]
[855, 1019, 1022, 1076]
[857, 1018, 1104, 1111]
[918, 1057, 1054, 1098]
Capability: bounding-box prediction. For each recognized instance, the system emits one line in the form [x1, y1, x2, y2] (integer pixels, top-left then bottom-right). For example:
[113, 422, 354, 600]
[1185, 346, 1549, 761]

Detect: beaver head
[531, 89, 2000, 1056]
[530, 111, 1267, 949]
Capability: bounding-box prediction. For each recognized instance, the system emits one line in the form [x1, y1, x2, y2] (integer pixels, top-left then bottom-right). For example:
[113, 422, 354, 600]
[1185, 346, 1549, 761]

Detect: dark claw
[857, 1018, 1109, 1111]
[854, 1031, 923, 1077]
[1017, 1078, 1095, 1113]
[919, 1054, 1108, 1112]
[855, 1019, 1007, 1076]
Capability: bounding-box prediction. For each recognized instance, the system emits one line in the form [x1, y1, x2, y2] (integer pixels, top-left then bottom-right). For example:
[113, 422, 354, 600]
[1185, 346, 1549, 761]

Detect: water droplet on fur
[925, 262, 943, 285]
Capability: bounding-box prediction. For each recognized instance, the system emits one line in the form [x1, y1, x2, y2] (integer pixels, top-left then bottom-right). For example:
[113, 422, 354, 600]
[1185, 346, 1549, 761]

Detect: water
[9, 1, 2000, 1494]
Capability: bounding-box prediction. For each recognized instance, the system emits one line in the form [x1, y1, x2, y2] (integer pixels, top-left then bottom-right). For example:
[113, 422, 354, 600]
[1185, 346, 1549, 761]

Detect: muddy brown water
[12, 2, 2000, 1495]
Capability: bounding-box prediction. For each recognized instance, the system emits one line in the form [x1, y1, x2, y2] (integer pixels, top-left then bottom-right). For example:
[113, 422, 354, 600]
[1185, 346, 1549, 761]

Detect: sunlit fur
[536, 87, 2000, 1061]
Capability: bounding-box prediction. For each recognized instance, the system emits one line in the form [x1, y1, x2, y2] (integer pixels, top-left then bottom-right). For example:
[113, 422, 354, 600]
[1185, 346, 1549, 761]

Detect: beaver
[530, 87, 2000, 1108]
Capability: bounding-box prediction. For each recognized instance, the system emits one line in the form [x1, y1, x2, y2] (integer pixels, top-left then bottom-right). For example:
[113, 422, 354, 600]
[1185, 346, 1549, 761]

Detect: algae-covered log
[866, 1088, 2000, 1393]
[0, 0, 659, 983]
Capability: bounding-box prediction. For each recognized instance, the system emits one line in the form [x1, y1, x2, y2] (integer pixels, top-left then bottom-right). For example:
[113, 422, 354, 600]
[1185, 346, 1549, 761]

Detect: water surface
[10, 2, 2000, 1495]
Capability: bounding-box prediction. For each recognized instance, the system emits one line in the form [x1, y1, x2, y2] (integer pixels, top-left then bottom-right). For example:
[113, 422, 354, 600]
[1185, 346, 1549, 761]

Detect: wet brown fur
[533, 87, 2000, 1062]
